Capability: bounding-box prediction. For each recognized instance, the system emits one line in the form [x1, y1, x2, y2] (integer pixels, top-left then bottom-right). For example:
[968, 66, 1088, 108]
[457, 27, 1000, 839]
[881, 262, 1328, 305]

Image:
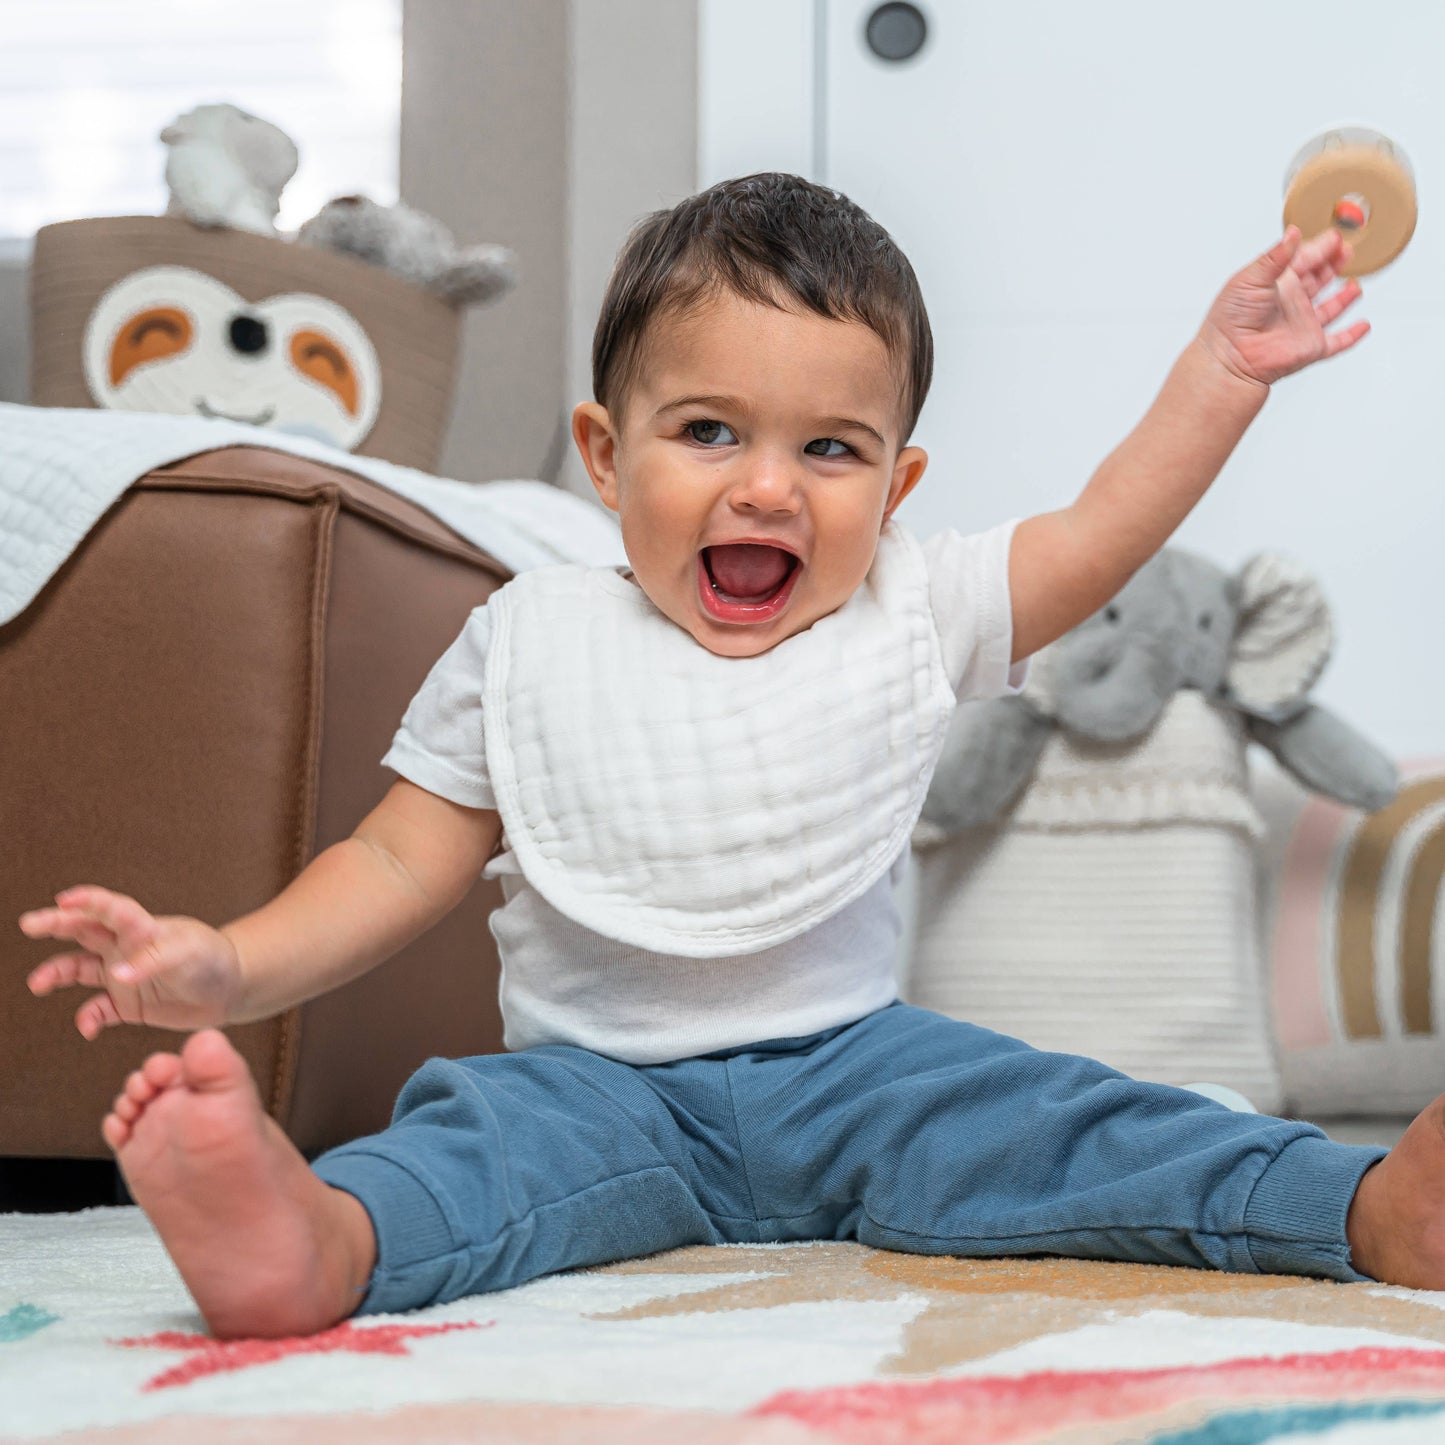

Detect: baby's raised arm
[22, 780, 500, 1037]
[1007, 227, 1368, 661]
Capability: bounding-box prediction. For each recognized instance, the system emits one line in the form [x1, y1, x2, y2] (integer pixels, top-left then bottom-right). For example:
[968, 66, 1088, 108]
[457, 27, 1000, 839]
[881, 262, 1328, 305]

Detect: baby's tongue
[705, 544, 792, 600]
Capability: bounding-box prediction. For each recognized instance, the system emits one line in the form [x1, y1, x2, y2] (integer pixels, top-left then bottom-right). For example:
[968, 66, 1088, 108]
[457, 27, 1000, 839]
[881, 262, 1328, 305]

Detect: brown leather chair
[1, 447, 509, 1160]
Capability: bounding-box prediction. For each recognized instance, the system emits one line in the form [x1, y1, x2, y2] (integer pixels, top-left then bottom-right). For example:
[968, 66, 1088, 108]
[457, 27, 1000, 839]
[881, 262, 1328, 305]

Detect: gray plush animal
[908, 547, 1398, 1111]
[296, 195, 516, 307]
[921, 547, 1397, 837]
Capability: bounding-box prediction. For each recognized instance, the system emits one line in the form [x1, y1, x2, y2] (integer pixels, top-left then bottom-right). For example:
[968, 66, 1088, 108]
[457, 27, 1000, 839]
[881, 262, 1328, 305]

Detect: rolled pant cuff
[313, 1148, 460, 1314]
[1242, 1134, 1387, 1281]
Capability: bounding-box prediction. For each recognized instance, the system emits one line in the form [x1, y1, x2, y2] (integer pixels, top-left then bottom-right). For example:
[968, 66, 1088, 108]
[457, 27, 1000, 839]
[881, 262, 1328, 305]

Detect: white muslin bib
[481, 522, 956, 958]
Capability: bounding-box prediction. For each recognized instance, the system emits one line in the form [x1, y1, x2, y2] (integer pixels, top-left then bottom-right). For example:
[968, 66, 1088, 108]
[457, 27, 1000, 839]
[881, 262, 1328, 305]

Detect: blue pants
[312, 1004, 1384, 1315]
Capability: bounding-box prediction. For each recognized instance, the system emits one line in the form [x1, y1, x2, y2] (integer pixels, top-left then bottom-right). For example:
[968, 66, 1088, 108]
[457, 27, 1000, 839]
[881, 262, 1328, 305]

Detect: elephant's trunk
[1050, 630, 1182, 743]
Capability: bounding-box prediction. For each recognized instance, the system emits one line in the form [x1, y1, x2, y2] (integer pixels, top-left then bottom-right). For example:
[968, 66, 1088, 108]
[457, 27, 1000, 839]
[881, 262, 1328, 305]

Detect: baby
[21, 173, 1443, 1341]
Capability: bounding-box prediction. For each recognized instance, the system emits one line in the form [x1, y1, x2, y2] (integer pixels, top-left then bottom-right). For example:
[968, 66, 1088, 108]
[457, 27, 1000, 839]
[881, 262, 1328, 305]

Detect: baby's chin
[678, 592, 831, 658]
[690, 623, 796, 658]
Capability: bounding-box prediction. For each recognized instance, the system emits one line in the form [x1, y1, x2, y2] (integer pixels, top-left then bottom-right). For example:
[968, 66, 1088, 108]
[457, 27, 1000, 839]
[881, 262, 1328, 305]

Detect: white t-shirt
[383, 522, 1023, 1063]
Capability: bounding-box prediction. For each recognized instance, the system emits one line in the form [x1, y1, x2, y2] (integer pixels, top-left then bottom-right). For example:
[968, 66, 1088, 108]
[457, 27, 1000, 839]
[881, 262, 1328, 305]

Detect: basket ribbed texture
[30, 217, 460, 471]
[909, 693, 1282, 1110]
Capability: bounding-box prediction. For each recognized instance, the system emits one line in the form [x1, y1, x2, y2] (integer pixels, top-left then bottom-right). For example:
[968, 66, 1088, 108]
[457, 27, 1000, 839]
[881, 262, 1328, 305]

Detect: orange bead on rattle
[1284, 127, 1417, 276]
[1332, 196, 1367, 231]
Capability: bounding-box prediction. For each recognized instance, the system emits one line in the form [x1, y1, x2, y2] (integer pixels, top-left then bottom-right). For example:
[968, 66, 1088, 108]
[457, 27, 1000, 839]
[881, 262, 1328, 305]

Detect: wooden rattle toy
[1283, 127, 1417, 276]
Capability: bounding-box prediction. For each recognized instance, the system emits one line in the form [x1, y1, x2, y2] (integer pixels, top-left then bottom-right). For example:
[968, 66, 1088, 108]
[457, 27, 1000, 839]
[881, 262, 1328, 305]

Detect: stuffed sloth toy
[909, 547, 1398, 1114]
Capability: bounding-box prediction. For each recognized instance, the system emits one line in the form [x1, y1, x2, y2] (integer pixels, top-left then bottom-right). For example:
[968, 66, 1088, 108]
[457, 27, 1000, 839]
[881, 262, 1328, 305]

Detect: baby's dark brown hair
[592, 172, 933, 443]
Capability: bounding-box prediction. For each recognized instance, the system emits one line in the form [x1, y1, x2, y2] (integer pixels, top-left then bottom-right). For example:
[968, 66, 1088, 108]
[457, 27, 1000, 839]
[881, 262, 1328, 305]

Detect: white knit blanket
[0, 404, 627, 626]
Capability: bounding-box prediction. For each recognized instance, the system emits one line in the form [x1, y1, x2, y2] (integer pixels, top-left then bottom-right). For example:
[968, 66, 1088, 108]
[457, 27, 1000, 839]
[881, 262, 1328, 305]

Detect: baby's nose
[731, 458, 802, 512]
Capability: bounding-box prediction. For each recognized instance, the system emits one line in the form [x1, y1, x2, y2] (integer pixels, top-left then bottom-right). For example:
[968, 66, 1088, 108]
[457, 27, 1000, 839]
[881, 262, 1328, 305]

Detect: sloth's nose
[228, 314, 269, 355]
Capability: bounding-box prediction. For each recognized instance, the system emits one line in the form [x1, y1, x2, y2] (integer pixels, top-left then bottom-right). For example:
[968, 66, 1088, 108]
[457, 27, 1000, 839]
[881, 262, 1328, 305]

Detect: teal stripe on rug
[0, 1304, 58, 1343]
[1150, 1397, 1445, 1444]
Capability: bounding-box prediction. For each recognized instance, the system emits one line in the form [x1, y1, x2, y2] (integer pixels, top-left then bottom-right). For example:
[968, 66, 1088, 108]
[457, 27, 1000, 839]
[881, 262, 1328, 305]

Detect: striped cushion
[1258, 758, 1445, 1116]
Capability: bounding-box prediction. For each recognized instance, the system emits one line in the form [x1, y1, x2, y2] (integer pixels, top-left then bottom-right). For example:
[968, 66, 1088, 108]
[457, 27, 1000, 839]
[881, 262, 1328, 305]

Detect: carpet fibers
[5, 1207, 1445, 1441]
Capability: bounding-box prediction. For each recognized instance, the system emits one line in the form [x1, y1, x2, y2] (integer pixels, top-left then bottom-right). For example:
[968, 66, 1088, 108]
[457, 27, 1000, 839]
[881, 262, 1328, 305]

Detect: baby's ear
[884, 444, 928, 520]
[572, 402, 620, 511]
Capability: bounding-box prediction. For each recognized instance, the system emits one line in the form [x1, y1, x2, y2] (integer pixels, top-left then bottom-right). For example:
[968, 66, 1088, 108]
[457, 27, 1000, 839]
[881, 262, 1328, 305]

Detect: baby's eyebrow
[818, 416, 888, 450]
[654, 393, 753, 421]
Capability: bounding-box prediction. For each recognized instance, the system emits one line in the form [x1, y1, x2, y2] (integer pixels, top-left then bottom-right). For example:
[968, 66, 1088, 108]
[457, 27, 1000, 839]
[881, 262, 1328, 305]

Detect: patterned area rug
[7, 1208, 1445, 1442]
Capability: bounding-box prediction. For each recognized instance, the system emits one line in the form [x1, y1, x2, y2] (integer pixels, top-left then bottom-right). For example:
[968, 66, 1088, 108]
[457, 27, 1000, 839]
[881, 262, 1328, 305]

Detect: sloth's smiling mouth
[195, 398, 277, 426]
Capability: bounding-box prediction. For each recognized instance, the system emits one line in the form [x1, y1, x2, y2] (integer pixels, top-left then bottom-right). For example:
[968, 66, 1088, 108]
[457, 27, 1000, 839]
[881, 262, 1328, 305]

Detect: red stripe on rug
[752, 1345, 1445, 1444]
[113, 1319, 489, 1391]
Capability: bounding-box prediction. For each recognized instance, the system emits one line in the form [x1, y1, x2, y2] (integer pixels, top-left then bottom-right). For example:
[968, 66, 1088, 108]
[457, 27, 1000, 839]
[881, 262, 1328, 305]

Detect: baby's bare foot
[106, 1029, 376, 1339]
[1346, 1095, 1445, 1289]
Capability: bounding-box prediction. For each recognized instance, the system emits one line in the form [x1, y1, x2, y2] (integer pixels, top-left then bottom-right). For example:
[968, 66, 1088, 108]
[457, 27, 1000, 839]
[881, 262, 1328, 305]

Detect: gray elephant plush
[909, 548, 1398, 1113]
[922, 548, 1397, 838]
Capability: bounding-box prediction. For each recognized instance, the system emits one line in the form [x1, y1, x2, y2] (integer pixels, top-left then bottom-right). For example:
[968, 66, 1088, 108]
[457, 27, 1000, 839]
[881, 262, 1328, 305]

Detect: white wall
[699, 0, 1442, 757]
[698, 0, 816, 184]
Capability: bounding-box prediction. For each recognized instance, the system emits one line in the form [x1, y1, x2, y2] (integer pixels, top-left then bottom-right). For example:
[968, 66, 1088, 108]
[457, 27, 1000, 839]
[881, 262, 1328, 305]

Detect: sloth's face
[83, 265, 381, 450]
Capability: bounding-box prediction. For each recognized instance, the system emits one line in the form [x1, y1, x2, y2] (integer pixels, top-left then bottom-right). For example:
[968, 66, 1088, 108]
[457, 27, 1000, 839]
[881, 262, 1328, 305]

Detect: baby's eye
[685, 419, 737, 446]
[803, 437, 853, 459]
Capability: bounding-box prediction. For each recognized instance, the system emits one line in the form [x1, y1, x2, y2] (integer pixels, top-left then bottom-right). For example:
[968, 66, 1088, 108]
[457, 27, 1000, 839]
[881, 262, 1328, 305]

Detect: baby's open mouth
[703, 544, 797, 602]
[698, 544, 801, 622]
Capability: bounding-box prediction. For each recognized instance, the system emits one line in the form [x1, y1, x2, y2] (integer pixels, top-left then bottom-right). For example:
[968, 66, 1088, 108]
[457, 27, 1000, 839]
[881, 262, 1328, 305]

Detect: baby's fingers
[54, 886, 157, 956]
[1291, 227, 1347, 277]
[1296, 239, 1355, 301]
[19, 906, 119, 958]
[1324, 318, 1371, 358]
[1315, 277, 1364, 327]
[75, 993, 125, 1041]
[27, 951, 108, 996]
[1246, 227, 1302, 285]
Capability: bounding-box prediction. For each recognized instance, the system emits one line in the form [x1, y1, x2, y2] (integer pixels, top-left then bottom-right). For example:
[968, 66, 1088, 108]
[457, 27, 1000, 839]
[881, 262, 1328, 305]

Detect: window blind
[0, 0, 401, 238]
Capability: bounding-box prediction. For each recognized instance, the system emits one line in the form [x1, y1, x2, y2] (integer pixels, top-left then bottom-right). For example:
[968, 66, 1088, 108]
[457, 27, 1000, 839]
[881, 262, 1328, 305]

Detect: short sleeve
[920, 520, 1029, 701]
[380, 605, 497, 810]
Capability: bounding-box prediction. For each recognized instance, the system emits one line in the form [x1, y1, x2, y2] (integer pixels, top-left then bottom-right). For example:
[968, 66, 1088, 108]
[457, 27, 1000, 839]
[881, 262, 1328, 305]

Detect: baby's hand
[1198, 227, 1369, 388]
[20, 886, 241, 1038]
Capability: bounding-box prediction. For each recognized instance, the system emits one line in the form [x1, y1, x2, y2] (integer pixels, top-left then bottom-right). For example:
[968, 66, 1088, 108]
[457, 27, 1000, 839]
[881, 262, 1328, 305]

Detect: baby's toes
[101, 1111, 131, 1151]
[139, 1051, 184, 1093]
[112, 1056, 184, 1135]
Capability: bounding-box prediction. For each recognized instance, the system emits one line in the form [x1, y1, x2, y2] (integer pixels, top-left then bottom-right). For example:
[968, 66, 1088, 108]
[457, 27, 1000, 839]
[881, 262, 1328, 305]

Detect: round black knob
[865, 3, 929, 63]
[228, 314, 269, 355]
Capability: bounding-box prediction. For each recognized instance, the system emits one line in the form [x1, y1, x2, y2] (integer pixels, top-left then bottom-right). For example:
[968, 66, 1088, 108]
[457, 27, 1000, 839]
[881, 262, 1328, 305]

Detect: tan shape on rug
[585, 1243, 1445, 1378]
[863, 1251, 1313, 1298]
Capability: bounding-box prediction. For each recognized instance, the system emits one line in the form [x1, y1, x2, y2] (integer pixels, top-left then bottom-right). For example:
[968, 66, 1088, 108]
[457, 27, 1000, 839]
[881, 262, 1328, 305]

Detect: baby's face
[574, 291, 927, 657]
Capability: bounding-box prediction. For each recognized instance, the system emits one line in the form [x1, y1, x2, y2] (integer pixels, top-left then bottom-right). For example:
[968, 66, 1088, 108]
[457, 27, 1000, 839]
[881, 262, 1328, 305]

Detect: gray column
[561, 0, 699, 494]
[0, 247, 31, 404]
[401, 0, 571, 483]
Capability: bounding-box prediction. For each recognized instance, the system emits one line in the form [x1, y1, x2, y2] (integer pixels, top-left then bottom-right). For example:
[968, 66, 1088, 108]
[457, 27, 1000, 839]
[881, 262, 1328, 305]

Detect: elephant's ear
[1224, 553, 1334, 722]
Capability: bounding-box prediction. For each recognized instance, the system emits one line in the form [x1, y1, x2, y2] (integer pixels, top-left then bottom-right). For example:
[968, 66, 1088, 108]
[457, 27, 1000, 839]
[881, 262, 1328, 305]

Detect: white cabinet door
[812, 2, 1440, 752]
